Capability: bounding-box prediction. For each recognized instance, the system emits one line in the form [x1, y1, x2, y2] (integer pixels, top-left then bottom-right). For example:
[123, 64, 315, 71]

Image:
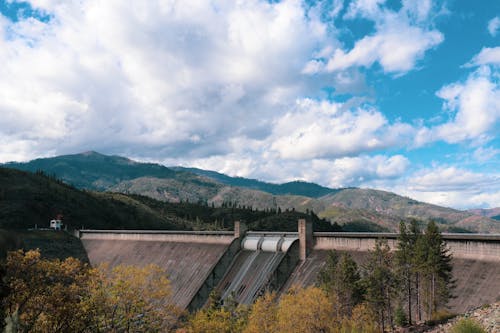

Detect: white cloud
[166, 153, 410, 190]
[466, 47, 500, 67]
[269, 98, 414, 160]
[434, 66, 500, 143]
[323, 0, 444, 74]
[0, 0, 331, 161]
[400, 167, 500, 209]
[473, 146, 499, 163]
[487, 16, 500, 36]
[326, 24, 443, 73]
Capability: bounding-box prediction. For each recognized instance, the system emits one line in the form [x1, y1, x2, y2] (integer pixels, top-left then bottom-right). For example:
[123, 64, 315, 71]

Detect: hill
[468, 207, 500, 220]
[0, 167, 186, 230]
[4, 152, 499, 233]
[4, 151, 178, 190]
[171, 167, 339, 197]
[0, 167, 342, 233]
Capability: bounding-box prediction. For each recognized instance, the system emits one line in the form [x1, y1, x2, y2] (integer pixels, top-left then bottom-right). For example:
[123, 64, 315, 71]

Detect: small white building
[50, 219, 63, 230]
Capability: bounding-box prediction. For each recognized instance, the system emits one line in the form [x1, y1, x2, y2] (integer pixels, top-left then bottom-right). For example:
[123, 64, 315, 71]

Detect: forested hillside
[0, 167, 342, 232]
[4, 152, 499, 233]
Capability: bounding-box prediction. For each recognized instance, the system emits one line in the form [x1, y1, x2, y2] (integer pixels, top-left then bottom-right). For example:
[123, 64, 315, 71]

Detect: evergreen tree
[317, 251, 364, 317]
[421, 221, 454, 319]
[363, 239, 397, 332]
[395, 219, 421, 324]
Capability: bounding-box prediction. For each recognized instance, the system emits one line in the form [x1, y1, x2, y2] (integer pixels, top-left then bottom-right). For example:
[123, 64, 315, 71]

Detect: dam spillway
[215, 234, 298, 305]
[78, 222, 500, 313]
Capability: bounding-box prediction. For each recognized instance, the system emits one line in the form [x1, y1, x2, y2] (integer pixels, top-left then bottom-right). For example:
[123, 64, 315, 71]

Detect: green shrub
[451, 318, 486, 333]
[394, 306, 408, 327]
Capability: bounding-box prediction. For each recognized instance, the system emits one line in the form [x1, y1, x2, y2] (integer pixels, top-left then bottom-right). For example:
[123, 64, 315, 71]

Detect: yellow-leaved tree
[2, 250, 181, 333]
[3, 249, 94, 333]
[243, 292, 278, 333]
[276, 286, 339, 333]
[85, 263, 182, 332]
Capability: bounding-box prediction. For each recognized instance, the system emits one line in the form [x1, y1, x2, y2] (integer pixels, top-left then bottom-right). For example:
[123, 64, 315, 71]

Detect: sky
[0, 0, 499, 209]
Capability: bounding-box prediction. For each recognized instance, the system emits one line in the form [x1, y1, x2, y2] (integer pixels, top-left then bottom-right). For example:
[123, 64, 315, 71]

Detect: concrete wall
[313, 232, 500, 261]
[80, 229, 234, 244]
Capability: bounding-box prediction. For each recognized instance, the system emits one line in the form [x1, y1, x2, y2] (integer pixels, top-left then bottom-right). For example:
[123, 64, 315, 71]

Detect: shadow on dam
[78, 221, 500, 313]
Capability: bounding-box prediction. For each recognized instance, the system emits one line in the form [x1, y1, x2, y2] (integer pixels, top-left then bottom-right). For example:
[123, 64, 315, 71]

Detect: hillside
[0, 167, 186, 230]
[172, 166, 339, 197]
[468, 207, 500, 220]
[0, 167, 342, 233]
[4, 151, 179, 190]
[4, 152, 499, 233]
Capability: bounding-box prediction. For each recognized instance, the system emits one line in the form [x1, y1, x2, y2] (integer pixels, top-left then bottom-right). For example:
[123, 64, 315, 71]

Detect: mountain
[4, 152, 500, 233]
[0, 167, 341, 232]
[171, 167, 339, 197]
[468, 208, 500, 220]
[4, 151, 178, 190]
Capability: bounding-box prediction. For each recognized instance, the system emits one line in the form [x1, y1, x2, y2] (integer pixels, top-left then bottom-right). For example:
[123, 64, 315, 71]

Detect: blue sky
[0, 0, 499, 209]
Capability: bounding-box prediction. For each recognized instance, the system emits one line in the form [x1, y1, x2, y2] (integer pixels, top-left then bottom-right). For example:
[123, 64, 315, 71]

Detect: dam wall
[313, 232, 500, 261]
[79, 229, 234, 244]
[78, 226, 500, 314]
[80, 229, 235, 310]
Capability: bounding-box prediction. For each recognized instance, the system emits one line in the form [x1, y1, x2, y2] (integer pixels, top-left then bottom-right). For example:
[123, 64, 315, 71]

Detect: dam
[78, 221, 500, 313]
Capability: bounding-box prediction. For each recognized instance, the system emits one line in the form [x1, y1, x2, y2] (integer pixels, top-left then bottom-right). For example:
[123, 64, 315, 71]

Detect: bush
[394, 307, 408, 327]
[426, 309, 456, 325]
[451, 318, 486, 333]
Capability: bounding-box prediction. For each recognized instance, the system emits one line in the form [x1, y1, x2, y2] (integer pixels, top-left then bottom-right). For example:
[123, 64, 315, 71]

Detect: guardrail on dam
[78, 221, 500, 313]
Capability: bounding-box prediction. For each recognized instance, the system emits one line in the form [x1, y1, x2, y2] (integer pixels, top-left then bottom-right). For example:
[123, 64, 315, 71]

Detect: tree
[242, 292, 278, 333]
[276, 286, 338, 333]
[86, 263, 181, 332]
[3, 249, 94, 332]
[363, 239, 397, 332]
[420, 221, 454, 319]
[0, 262, 9, 332]
[317, 251, 364, 317]
[186, 291, 248, 333]
[395, 220, 418, 325]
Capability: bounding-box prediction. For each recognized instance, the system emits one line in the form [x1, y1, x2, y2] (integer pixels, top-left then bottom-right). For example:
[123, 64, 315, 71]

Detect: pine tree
[395, 221, 413, 325]
[317, 251, 364, 317]
[421, 221, 454, 319]
[395, 219, 421, 324]
[363, 239, 397, 332]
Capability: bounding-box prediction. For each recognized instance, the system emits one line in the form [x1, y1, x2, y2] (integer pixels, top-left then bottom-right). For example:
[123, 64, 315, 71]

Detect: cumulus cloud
[400, 167, 500, 209]
[466, 47, 500, 67]
[488, 16, 500, 36]
[0, 0, 332, 161]
[269, 98, 414, 159]
[321, 0, 444, 74]
[433, 66, 500, 144]
[166, 152, 410, 190]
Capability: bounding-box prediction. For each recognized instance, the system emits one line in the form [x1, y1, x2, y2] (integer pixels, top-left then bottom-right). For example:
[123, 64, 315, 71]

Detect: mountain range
[4, 151, 500, 233]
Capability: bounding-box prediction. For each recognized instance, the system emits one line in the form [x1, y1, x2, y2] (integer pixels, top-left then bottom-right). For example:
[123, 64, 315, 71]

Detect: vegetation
[183, 287, 378, 333]
[451, 318, 487, 333]
[396, 220, 454, 324]
[0, 167, 343, 233]
[1, 249, 180, 332]
[313, 220, 455, 331]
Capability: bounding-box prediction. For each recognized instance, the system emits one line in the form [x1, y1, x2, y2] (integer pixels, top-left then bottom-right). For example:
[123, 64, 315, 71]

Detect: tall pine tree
[363, 239, 397, 332]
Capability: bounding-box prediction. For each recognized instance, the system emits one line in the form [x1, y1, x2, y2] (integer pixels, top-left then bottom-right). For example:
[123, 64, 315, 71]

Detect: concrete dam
[78, 220, 500, 313]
